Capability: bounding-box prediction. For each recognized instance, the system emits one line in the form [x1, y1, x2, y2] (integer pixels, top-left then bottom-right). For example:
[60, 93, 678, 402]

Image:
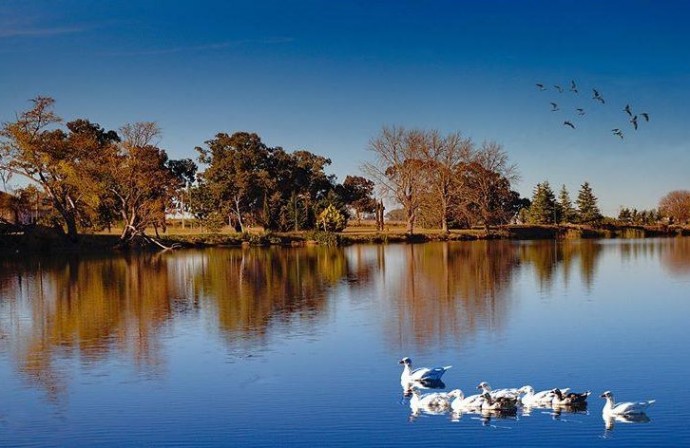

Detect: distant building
[0, 190, 51, 225]
[0, 191, 18, 224]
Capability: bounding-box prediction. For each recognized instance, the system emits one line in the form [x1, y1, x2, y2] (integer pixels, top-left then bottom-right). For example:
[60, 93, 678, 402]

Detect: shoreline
[1, 224, 689, 255]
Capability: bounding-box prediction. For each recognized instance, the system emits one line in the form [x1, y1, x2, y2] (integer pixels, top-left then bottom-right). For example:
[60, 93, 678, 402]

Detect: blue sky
[1, 0, 689, 215]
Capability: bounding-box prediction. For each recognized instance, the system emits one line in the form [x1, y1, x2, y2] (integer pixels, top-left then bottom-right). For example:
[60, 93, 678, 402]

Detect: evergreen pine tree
[558, 185, 576, 223]
[576, 181, 602, 224]
[528, 181, 557, 224]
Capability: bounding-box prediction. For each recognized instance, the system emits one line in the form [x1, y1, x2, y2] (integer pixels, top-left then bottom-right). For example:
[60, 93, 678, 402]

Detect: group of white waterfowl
[399, 357, 655, 427]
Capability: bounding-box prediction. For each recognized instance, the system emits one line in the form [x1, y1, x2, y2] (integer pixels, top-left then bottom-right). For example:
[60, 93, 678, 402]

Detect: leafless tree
[659, 190, 690, 224]
[420, 130, 474, 233]
[362, 126, 426, 234]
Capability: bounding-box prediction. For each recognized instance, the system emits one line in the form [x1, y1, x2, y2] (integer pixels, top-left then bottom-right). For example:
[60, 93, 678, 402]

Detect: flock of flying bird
[399, 357, 655, 429]
[536, 80, 650, 139]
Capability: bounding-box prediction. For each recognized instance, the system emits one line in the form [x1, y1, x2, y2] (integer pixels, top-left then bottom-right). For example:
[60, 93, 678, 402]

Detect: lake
[1, 239, 689, 447]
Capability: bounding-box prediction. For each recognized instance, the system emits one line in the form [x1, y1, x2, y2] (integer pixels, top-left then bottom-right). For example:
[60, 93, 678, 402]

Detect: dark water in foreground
[1, 239, 689, 447]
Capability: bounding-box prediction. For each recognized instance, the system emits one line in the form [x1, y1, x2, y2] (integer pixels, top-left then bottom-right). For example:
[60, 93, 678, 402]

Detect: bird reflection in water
[407, 388, 452, 421]
[478, 409, 518, 429]
[401, 378, 446, 398]
[603, 413, 651, 437]
[549, 403, 589, 423]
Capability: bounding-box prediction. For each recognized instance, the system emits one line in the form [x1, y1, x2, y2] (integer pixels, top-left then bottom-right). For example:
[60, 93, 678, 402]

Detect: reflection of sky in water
[0, 239, 689, 446]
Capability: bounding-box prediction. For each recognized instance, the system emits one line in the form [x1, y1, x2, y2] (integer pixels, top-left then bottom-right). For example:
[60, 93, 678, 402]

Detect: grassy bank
[1, 222, 689, 254]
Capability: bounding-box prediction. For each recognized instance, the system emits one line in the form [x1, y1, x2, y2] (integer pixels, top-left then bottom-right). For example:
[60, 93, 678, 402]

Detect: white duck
[600, 391, 655, 416]
[409, 389, 451, 416]
[477, 381, 519, 400]
[399, 357, 452, 392]
[446, 389, 485, 412]
[518, 385, 561, 407]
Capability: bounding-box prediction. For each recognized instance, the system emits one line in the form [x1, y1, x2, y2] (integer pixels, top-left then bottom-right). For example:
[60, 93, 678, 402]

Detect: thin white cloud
[0, 24, 88, 38]
[108, 37, 294, 56]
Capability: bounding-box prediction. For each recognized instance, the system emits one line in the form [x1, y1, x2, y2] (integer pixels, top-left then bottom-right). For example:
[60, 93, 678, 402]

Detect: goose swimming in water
[409, 389, 452, 416]
[447, 389, 485, 412]
[477, 381, 519, 400]
[518, 385, 563, 407]
[480, 392, 518, 412]
[551, 388, 590, 406]
[600, 391, 655, 416]
[399, 357, 451, 392]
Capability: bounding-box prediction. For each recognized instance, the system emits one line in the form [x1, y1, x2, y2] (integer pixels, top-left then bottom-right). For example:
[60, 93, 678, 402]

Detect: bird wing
[409, 367, 431, 380]
[411, 366, 450, 380]
[631, 117, 638, 130]
[614, 400, 654, 415]
[422, 366, 451, 380]
[533, 390, 555, 402]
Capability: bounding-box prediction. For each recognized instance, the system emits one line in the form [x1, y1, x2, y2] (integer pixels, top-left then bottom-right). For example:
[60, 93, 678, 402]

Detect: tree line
[362, 126, 522, 233]
[2, 97, 689, 245]
[0, 97, 377, 243]
[523, 181, 602, 224]
[190, 131, 376, 233]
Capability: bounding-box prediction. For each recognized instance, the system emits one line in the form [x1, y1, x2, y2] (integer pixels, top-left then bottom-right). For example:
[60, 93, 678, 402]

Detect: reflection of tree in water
[0, 247, 353, 399]
[518, 241, 603, 292]
[189, 247, 348, 350]
[619, 239, 661, 264]
[380, 242, 520, 352]
[0, 253, 178, 400]
[577, 241, 603, 290]
[619, 238, 690, 278]
[658, 238, 690, 278]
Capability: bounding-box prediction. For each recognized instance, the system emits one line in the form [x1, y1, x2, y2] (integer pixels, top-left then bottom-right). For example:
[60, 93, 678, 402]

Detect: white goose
[518, 385, 561, 407]
[446, 389, 485, 412]
[477, 381, 519, 400]
[601, 391, 655, 416]
[409, 389, 451, 416]
[399, 357, 452, 392]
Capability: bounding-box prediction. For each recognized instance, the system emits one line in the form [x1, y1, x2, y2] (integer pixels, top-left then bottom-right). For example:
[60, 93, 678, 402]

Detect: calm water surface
[1, 239, 689, 447]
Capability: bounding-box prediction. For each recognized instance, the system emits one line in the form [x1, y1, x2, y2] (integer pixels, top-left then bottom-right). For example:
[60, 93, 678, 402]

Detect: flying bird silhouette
[554, 85, 564, 93]
[592, 89, 605, 104]
[624, 104, 633, 116]
[640, 112, 650, 122]
[535, 83, 546, 91]
[576, 108, 585, 116]
[550, 102, 559, 111]
[564, 121, 575, 129]
[570, 80, 578, 93]
[630, 115, 638, 130]
[612, 128, 624, 139]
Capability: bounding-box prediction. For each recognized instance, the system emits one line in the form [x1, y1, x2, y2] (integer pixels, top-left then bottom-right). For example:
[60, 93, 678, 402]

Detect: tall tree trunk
[45, 188, 79, 241]
[292, 193, 300, 232]
[234, 196, 244, 233]
[441, 198, 449, 234]
[64, 214, 78, 242]
[406, 207, 415, 235]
